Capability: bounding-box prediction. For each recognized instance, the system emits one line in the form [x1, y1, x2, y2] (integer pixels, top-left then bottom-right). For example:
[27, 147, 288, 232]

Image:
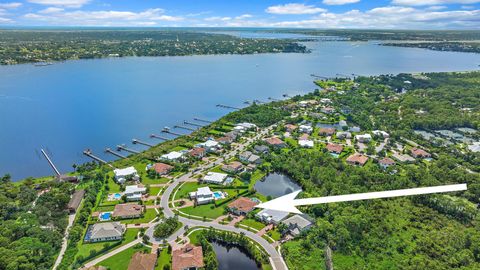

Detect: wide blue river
[1, 40, 480, 180]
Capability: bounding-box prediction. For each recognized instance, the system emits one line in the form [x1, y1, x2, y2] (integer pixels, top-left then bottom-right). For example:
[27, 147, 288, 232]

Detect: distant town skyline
[0, 0, 479, 29]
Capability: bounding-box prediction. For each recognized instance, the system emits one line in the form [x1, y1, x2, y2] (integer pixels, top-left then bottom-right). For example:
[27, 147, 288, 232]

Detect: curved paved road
[145, 126, 288, 270]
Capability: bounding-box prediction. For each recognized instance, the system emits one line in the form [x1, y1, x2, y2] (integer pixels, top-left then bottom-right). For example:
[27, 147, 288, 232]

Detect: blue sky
[0, 0, 479, 28]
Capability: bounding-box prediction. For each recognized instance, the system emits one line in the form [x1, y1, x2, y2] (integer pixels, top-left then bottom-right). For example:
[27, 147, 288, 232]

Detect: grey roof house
[282, 214, 314, 236]
[84, 222, 126, 243]
[256, 209, 289, 224]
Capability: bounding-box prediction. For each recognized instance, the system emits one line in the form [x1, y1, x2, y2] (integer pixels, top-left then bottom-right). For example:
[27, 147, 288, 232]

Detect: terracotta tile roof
[299, 133, 310, 140]
[189, 147, 206, 157]
[285, 124, 298, 131]
[127, 252, 157, 270]
[172, 244, 204, 270]
[346, 153, 369, 166]
[228, 197, 258, 213]
[112, 203, 143, 218]
[222, 161, 243, 172]
[326, 143, 343, 153]
[379, 157, 396, 166]
[152, 163, 174, 175]
[265, 137, 285, 146]
[410, 148, 431, 158]
[216, 136, 233, 144]
[318, 127, 336, 136]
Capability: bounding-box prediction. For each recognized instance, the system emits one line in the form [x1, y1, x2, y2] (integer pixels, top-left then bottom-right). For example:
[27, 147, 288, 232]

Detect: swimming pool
[213, 191, 223, 199]
[100, 212, 111, 221]
[113, 193, 122, 199]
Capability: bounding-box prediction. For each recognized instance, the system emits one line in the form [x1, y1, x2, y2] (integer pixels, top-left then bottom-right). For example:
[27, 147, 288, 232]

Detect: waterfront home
[256, 209, 289, 225]
[299, 124, 313, 134]
[336, 131, 352, 139]
[236, 122, 258, 130]
[326, 143, 343, 154]
[372, 130, 390, 138]
[228, 197, 258, 216]
[239, 151, 253, 162]
[125, 184, 147, 201]
[189, 187, 214, 205]
[282, 214, 314, 236]
[128, 252, 157, 270]
[379, 157, 396, 169]
[84, 222, 125, 243]
[318, 127, 336, 136]
[298, 100, 317, 107]
[355, 134, 372, 143]
[410, 148, 431, 159]
[222, 161, 244, 174]
[112, 203, 144, 219]
[188, 147, 206, 159]
[349, 126, 361, 133]
[216, 136, 234, 145]
[285, 124, 298, 132]
[265, 137, 287, 148]
[346, 153, 369, 166]
[161, 151, 185, 162]
[298, 134, 314, 148]
[67, 189, 85, 213]
[151, 162, 174, 175]
[197, 140, 221, 153]
[253, 145, 270, 154]
[202, 172, 228, 185]
[172, 244, 204, 270]
[114, 167, 139, 184]
[247, 154, 262, 164]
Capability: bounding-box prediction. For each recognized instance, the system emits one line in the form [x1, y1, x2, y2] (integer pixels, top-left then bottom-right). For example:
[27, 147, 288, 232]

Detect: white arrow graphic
[255, 183, 468, 214]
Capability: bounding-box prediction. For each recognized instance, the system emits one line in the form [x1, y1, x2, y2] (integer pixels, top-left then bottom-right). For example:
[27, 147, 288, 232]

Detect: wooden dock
[161, 128, 183, 137]
[105, 148, 127, 159]
[150, 134, 170, 141]
[83, 149, 113, 168]
[183, 121, 203, 127]
[193, 118, 213, 124]
[116, 144, 140, 154]
[216, 104, 241, 110]
[174, 125, 196, 132]
[132, 139, 154, 147]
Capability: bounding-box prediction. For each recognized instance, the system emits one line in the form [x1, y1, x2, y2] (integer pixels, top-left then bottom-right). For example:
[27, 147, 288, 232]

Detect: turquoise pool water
[113, 193, 121, 199]
[100, 212, 111, 220]
[213, 191, 223, 199]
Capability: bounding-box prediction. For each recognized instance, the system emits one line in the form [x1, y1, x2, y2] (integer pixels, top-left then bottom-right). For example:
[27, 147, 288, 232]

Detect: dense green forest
[381, 42, 480, 54]
[0, 30, 308, 65]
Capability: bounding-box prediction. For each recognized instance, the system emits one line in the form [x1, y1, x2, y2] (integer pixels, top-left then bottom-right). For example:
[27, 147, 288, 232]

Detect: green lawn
[239, 218, 266, 231]
[181, 204, 226, 219]
[121, 208, 157, 224]
[187, 229, 204, 245]
[174, 182, 208, 200]
[155, 248, 172, 270]
[149, 186, 162, 196]
[76, 228, 139, 260]
[97, 244, 150, 270]
[106, 174, 121, 193]
[267, 229, 282, 241]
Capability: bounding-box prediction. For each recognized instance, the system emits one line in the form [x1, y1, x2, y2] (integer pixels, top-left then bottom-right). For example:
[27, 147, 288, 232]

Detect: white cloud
[265, 3, 327, 14]
[204, 16, 232, 21]
[235, 14, 253, 19]
[23, 8, 184, 26]
[28, 0, 91, 8]
[0, 17, 13, 22]
[0, 2, 22, 9]
[392, 0, 480, 6]
[323, 0, 360, 5]
[426, 5, 448, 10]
[270, 6, 480, 29]
[39, 7, 64, 14]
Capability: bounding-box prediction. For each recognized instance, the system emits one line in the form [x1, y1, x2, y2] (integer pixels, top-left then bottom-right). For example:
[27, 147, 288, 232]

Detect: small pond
[212, 242, 261, 270]
[254, 172, 302, 198]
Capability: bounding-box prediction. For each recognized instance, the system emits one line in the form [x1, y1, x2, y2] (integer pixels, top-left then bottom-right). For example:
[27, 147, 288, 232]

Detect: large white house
[196, 140, 221, 153]
[160, 151, 184, 162]
[124, 184, 147, 201]
[113, 167, 139, 184]
[355, 134, 372, 143]
[299, 124, 313, 134]
[203, 172, 228, 185]
[189, 186, 214, 205]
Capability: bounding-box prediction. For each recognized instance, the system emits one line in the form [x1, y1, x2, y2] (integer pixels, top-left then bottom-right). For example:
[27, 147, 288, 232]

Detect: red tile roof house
[222, 161, 244, 174]
[379, 157, 396, 169]
[227, 197, 258, 216]
[410, 148, 432, 159]
[346, 153, 369, 166]
[172, 244, 204, 270]
[326, 143, 343, 154]
[299, 133, 310, 141]
[318, 127, 336, 136]
[189, 147, 206, 159]
[152, 163, 174, 175]
[112, 203, 144, 219]
[265, 137, 287, 148]
[285, 124, 298, 132]
[128, 252, 157, 270]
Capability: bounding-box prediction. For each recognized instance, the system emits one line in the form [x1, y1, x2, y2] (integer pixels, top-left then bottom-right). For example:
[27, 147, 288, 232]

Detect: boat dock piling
[40, 149, 61, 176]
[193, 118, 213, 123]
[183, 121, 203, 127]
[116, 144, 140, 154]
[174, 125, 196, 131]
[150, 134, 170, 141]
[216, 104, 241, 110]
[132, 139, 154, 147]
[268, 97, 281, 101]
[253, 99, 267, 104]
[83, 149, 112, 167]
[105, 148, 127, 159]
[161, 128, 183, 137]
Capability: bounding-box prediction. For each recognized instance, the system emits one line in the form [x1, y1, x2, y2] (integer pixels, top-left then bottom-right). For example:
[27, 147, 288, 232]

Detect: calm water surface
[254, 172, 302, 198]
[211, 242, 261, 270]
[1, 41, 480, 180]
